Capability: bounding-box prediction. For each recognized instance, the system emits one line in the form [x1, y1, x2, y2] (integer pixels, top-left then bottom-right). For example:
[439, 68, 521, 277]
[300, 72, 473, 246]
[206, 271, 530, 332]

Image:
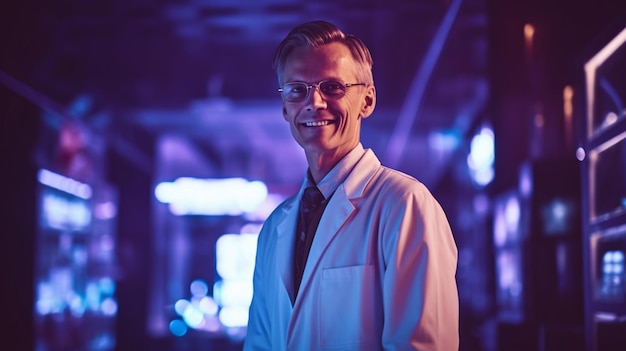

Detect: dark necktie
[294, 186, 325, 298]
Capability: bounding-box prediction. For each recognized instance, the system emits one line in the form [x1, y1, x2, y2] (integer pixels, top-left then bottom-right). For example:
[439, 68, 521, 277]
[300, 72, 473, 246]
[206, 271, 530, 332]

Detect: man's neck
[305, 151, 346, 184]
[306, 158, 333, 184]
[305, 143, 362, 183]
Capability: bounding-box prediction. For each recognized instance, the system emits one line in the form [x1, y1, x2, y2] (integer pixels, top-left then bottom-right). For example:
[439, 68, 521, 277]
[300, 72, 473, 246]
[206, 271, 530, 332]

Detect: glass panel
[588, 29, 626, 135]
[591, 134, 626, 220]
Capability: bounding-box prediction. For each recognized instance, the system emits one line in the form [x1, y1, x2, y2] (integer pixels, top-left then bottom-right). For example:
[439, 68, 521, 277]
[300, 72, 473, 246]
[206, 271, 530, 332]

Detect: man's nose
[305, 85, 326, 108]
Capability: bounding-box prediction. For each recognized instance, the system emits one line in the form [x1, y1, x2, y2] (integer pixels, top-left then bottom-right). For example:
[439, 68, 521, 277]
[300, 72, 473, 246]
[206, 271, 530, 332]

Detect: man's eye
[321, 82, 344, 94]
[289, 85, 306, 94]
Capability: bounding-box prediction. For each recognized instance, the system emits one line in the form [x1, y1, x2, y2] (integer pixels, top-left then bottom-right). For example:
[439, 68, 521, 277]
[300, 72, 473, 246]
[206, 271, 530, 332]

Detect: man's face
[280, 42, 375, 162]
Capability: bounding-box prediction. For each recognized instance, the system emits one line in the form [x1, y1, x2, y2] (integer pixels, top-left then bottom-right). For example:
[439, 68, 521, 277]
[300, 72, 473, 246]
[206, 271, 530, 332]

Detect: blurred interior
[2, 0, 626, 350]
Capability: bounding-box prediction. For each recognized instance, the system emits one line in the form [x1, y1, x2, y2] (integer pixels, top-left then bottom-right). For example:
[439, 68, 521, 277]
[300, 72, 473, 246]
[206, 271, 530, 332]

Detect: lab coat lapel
[297, 150, 381, 299]
[299, 186, 355, 285]
[276, 197, 298, 304]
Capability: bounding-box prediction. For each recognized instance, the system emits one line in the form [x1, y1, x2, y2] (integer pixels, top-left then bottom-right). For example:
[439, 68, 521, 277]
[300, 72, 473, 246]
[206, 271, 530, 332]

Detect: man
[244, 20, 459, 351]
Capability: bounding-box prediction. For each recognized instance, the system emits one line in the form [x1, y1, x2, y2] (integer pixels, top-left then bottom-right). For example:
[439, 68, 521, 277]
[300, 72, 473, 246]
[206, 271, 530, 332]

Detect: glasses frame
[278, 80, 366, 103]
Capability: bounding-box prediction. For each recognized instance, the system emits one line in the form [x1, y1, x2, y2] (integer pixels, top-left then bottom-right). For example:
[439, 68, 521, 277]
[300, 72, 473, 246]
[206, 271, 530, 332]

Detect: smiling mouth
[303, 121, 332, 127]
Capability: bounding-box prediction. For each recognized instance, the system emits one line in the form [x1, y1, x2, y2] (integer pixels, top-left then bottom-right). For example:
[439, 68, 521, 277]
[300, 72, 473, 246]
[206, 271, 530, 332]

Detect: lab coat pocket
[320, 265, 379, 347]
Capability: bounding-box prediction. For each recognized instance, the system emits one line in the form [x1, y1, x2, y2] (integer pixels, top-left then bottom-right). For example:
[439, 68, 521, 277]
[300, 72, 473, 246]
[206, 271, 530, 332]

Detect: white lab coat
[244, 149, 459, 351]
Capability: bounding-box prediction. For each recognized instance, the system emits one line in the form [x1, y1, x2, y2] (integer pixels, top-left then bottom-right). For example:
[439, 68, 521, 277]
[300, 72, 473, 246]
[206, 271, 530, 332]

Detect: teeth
[305, 121, 330, 127]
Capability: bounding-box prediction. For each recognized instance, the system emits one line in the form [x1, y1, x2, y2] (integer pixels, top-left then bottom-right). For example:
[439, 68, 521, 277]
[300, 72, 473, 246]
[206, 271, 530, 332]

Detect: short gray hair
[273, 20, 374, 85]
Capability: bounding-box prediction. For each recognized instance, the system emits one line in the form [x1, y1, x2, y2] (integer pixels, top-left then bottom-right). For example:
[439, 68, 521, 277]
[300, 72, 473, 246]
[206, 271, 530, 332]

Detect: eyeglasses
[278, 80, 366, 103]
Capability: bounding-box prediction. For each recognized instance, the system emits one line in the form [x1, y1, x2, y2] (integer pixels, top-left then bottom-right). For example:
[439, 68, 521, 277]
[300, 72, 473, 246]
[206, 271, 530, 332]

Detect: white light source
[213, 232, 258, 329]
[467, 126, 495, 187]
[218, 306, 250, 328]
[182, 304, 205, 329]
[216, 234, 258, 282]
[154, 177, 268, 216]
[174, 299, 190, 316]
[37, 169, 92, 199]
[41, 192, 91, 230]
[198, 296, 218, 317]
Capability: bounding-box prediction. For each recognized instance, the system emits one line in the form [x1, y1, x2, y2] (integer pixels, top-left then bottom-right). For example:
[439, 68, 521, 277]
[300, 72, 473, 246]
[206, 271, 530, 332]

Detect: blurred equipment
[493, 159, 583, 351]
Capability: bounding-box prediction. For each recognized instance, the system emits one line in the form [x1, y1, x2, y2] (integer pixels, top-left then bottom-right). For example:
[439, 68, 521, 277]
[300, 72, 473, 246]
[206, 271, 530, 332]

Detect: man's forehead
[286, 42, 352, 61]
[283, 44, 356, 76]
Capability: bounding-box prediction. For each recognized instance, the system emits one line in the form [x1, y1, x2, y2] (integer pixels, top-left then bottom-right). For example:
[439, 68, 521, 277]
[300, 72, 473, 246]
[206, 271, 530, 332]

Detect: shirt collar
[306, 143, 366, 199]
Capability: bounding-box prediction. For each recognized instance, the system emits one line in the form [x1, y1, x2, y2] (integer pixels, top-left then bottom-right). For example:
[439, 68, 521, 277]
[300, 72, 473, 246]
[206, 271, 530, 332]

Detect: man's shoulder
[375, 165, 424, 189]
[365, 165, 438, 203]
[356, 149, 419, 184]
[378, 165, 418, 182]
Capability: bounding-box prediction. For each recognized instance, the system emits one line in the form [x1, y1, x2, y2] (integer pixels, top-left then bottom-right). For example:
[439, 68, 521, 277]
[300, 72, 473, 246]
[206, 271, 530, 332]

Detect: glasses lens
[319, 81, 346, 98]
[281, 81, 349, 102]
[282, 83, 308, 102]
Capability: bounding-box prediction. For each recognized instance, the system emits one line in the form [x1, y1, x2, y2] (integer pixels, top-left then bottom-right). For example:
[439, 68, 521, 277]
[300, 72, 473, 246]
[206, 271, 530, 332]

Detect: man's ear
[282, 104, 289, 121]
[360, 85, 376, 119]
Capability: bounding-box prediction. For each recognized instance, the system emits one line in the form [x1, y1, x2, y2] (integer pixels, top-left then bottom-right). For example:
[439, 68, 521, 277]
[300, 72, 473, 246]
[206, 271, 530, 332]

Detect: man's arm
[380, 189, 459, 351]
[243, 232, 272, 351]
